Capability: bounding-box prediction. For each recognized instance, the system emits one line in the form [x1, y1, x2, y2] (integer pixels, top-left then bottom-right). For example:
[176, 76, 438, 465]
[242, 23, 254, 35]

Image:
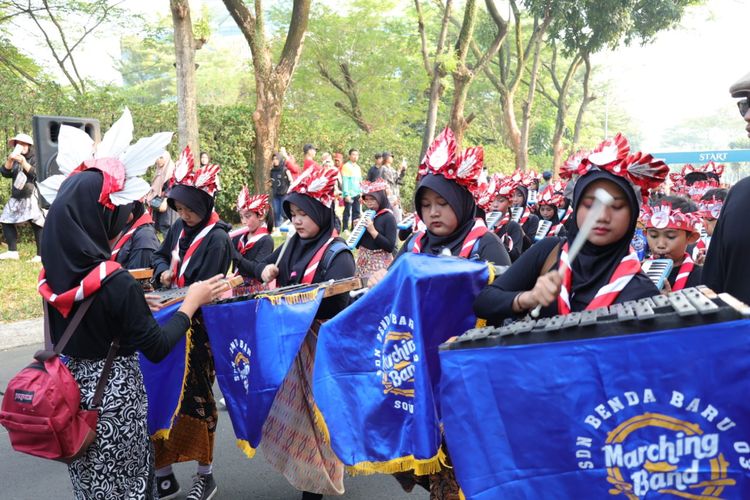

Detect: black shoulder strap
[320, 239, 351, 276]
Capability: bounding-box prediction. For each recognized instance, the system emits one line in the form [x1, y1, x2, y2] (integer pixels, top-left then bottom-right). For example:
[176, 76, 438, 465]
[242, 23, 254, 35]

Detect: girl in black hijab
[511, 182, 540, 250]
[396, 173, 509, 264]
[253, 166, 355, 500]
[151, 158, 232, 500]
[356, 180, 397, 277]
[110, 201, 159, 269]
[40, 169, 223, 499]
[475, 168, 660, 325]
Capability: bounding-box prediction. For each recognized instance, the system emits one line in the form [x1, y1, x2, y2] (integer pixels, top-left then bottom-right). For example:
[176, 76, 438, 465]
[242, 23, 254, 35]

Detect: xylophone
[485, 211, 503, 231]
[150, 275, 245, 307]
[533, 220, 552, 241]
[640, 258, 673, 290]
[346, 210, 376, 249]
[214, 276, 368, 304]
[129, 268, 154, 292]
[446, 286, 750, 350]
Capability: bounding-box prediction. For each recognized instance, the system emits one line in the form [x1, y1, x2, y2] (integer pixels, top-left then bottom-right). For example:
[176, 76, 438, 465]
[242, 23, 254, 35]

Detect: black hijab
[566, 170, 640, 307]
[414, 173, 477, 256]
[167, 184, 216, 260]
[280, 192, 336, 284]
[363, 190, 392, 212]
[41, 170, 133, 291]
[514, 185, 529, 207]
[703, 176, 750, 303]
[540, 202, 561, 225]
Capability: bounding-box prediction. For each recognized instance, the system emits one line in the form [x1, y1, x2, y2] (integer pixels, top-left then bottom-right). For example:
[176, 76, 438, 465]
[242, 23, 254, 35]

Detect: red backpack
[0, 298, 119, 463]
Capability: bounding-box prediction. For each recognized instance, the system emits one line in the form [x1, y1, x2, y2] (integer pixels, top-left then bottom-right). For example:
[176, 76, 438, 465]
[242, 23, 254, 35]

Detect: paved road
[0, 344, 428, 500]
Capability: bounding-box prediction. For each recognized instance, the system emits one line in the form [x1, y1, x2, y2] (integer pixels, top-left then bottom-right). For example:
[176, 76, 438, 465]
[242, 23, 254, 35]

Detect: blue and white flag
[140, 302, 187, 437]
[201, 287, 323, 457]
[439, 320, 750, 499]
[313, 253, 491, 475]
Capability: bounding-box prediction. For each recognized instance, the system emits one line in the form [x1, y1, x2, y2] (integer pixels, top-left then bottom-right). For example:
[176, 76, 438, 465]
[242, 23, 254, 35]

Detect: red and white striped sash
[38, 261, 122, 318]
[236, 226, 269, 255]
[301, 230, 339, 284]
[672, 253, 695, 291]
[170, 211, 220, 288]
[558, 242, 642, 315]
[110, 212, 153, 261]
[412, 219, 488, 258]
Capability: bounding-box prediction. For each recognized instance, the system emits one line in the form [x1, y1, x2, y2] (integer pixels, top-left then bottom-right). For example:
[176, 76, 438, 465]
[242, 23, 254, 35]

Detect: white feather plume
[120, 131, 173, 177]
[38, 175, 66, 205]
[306, 175, 328, 194]
[56, 125, 95, 175]
[109, 177, 151, 206]
[96, 108, 134, 160]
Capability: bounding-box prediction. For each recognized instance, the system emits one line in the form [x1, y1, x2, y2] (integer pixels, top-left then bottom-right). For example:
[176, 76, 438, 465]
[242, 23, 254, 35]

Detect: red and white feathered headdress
[471, 175, 496, 212]
[538, 182, 566, 208]
[698, 197, 723, 220]
[641, 203, 700, 234]
[418, 128, 483, 190]
[492, 174, 518, 199]
[360, 178, 388, 195]
[564, 134, 668, 204]
[288, 164, 338, 206]
[39, 108, 173, 209]
[560, 150, 590, 180]
[670, 162, 724, 191]
[236, 186, 269, 217]
[171, 146, 221, 196]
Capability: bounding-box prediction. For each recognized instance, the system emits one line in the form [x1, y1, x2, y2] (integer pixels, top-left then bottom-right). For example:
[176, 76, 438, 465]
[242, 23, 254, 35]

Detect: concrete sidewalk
[0, 317, 43, 351]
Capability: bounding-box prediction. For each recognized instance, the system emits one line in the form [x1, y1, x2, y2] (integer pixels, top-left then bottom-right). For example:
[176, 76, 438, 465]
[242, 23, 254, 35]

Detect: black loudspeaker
[32, 115, 100, 183]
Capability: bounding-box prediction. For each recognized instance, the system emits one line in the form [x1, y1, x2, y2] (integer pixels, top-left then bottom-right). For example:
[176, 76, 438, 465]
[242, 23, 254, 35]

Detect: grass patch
[0, 241, 42, 323]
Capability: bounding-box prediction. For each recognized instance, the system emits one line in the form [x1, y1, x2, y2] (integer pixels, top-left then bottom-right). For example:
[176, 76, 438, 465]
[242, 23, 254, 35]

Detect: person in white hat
[1, 133, 44, 262]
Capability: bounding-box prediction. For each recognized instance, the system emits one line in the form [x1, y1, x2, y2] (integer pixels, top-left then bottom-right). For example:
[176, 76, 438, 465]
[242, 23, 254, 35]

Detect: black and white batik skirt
[65, 353, 157, 500]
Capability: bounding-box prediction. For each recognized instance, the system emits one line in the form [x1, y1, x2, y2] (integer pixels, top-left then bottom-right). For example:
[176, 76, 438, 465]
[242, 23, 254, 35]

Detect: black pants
[2, 222, 42, 254]
[342, 195, 361, 231]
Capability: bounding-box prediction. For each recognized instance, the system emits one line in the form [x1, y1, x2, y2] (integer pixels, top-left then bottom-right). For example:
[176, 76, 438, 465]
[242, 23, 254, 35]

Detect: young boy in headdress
[642, 202, 703, 291]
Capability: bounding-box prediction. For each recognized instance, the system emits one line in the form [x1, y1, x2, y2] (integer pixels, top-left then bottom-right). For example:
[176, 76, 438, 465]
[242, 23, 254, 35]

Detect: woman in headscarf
[36, 115, 224, 499]
[254, 164, 356, 500]
[151, 147, 232, 500]
[474, 134, 665, 325]
[146, 151, 178, 236]
[355, 179, 397, 278]
[110, 200, 159, 269]
[0, 133, 44, 261]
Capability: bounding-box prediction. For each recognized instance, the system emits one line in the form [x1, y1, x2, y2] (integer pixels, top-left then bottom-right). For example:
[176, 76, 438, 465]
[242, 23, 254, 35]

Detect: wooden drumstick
[530, 188, 614, 318]
[274, 225, 296, 267]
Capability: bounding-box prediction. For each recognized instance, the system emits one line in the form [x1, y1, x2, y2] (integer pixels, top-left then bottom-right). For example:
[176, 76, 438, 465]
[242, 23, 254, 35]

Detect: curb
[0, 317, 43, 351]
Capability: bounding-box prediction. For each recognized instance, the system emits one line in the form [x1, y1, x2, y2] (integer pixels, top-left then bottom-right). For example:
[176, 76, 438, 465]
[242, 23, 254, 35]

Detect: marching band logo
[373, 313, 418, 414]
[229, 338, 252, 394]
[573, 388, 748, 499]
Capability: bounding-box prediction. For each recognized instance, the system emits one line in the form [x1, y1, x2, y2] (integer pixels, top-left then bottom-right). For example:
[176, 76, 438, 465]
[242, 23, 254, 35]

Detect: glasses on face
[738, 98, 750, 117]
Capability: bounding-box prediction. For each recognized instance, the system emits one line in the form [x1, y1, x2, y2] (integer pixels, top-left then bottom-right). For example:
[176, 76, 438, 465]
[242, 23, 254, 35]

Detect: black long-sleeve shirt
[231, 233, 274, 279]
[474, 237, 659, 325]
[668, 263, 703, 289]
[115, 225, 160, 270]
[2, 156, 37, 199]
[396, 231, 511, 266]
[358, 211, 397, 252]
[253, 241, 356, 319]
[49, 271, 190, 362]
[494, 221, 524, 262]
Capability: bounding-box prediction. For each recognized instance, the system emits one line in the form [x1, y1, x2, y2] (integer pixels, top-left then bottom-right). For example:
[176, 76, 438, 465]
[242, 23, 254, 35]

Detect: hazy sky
[12, 0, 747, 152]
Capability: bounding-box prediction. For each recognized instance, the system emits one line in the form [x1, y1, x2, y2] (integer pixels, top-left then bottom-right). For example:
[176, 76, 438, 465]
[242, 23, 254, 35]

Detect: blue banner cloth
[140, 302, 187, 437]
[201, 287, 324, 457]
[439, 320, 750, 499]
[313, 253, 490, 474]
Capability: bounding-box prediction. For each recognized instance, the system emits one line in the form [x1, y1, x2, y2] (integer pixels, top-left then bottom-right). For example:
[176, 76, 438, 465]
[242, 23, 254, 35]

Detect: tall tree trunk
[501, 90, 522, 163]
[223, 0, 311, 194]
[449, 71, 474, 149]
[572, 54, 594, 150]
[518, 37, 543, 171]
[171, 0, 200, 154]
[422, 74, 445, 158]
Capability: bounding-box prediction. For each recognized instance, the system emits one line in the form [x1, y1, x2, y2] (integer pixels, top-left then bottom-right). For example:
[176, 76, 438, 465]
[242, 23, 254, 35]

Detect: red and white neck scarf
[301, 230, 339, 284]
[549, 223, 564, 237]
[558, 242, 642, 315]
[110, 212, 153, 261]
[38, 261, 122, 318]
[169, 211, 220, 288]
[412, 219, 488, 258]
[672, 253, 695, 291]
[494, 211, 511, 232]
[236, 225, 269, 255]
[376, 208, 393, 218]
